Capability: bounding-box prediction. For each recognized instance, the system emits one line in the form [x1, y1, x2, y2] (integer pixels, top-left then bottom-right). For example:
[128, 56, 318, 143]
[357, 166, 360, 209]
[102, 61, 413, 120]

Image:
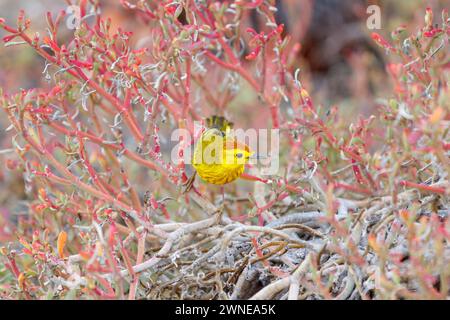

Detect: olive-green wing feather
[205, 116, 233, 133]
[193, 128, 225, 166]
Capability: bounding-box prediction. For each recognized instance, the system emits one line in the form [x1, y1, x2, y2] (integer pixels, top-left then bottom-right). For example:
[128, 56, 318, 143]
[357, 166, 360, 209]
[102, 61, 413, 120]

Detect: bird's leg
[182, 171, 197, 194]
[219, 185, 225, 213]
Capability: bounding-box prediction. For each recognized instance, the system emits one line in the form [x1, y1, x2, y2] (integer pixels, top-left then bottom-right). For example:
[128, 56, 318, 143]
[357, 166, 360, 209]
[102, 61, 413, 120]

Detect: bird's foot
[214, 203, 225, 223]
[182, 172, 196, 194]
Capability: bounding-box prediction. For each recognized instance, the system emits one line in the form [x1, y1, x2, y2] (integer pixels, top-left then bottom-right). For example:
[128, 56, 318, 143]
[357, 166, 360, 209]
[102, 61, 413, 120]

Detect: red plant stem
[47, 122, 170, 180]
[399, 181, 447, 194]
[177, 120, 188, 183]
[334, 182, 372, 195]
[204, 51, 261, 91]
[241, 173, 268, 184]
[18, 119, 144, 216]
[270, 104, 280, 129]
[78, 137, 116, 196]
[4, 256, 32, 299]
[217, 36, 239, 65]
[41, 166, 158, 235]
[192, 74, 221, 108]
[241, 173, 304, 194]
[118, 241, 136, 295]
[44, 156, 135, 212]
[8, 27, 144, 141]
[251, 238, 289, 278]
[128, 231, 146, 300]
[256, 191, 289, 218]
[94, 275, 117, 299]
[352, 159, 367, 185]
[121, 170, 143, 213]
[182, 58, 192, 119]
[251, 237, 270, 268]
[294, 118, 365, 163]
[90, 43, 185, 120]
[5, 256, 20, 278]
[135, 77, 186, 126]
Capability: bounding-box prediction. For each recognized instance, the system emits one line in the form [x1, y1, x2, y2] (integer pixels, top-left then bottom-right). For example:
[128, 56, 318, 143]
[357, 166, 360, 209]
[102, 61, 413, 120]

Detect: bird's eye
[236, 153, 243, 158]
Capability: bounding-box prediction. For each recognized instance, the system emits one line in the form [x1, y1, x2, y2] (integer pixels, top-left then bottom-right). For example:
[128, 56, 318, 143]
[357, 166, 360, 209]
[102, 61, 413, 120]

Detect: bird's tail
[205, 115, 233, 133]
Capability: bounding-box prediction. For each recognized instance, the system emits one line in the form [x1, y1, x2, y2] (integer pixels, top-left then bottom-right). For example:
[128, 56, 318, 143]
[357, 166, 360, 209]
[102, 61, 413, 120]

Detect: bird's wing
[200, 128, 225, 146]
[205, 115, 233, 132]
[193, 128, 225, 165]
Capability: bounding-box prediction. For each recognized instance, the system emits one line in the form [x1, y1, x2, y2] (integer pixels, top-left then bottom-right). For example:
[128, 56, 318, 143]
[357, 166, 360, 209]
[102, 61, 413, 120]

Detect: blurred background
[0, 0, 447, 241]
[1, 0, 446, 100]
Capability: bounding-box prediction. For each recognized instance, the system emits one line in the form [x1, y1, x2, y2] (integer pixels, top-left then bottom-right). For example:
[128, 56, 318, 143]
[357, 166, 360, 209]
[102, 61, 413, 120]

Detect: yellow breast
[193, 162, 245, 185]
[192, 128, 246, 185]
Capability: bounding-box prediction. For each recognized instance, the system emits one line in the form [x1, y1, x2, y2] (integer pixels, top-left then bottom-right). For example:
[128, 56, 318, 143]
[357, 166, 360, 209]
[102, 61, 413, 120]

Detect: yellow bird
[186, 116, 253, 189]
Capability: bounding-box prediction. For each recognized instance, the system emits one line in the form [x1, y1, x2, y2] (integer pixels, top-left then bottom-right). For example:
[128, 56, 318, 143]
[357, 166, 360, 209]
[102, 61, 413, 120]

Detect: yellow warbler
[190, 116, 253, 186]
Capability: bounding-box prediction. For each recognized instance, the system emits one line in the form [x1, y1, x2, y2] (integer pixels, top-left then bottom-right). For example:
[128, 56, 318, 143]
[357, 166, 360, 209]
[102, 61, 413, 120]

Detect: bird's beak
[249, 153, 267, 160]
